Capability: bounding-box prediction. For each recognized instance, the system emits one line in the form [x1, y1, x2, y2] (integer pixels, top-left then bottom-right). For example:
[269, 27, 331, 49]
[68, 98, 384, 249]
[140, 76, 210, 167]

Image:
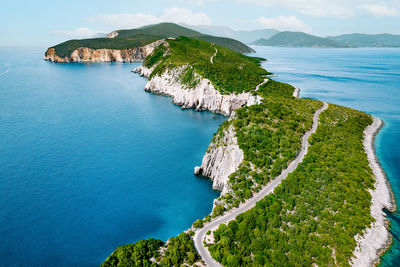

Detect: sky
[1, 0, 399, 46]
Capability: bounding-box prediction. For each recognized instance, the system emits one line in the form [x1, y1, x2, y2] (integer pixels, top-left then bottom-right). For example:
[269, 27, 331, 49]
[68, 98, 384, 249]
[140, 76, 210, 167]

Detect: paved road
[193, 102, 328, 267]
[255, 78, 268, 91]
[210, 45, 218, 64]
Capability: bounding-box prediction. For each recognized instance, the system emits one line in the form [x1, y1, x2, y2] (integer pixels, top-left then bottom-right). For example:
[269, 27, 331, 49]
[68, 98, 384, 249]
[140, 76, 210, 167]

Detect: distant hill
[327, 33, 400, 47]
[50, 23, 254, 58]
[253, 31, 344, 47]
[106, 23, 254, 53]
[181, 23, 278, 44]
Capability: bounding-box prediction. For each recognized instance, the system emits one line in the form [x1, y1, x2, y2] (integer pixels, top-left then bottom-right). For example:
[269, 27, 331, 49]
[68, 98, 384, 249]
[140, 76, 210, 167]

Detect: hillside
[254, 31, 344, 47]
[143, 36, 269, 95]
[327, 33, 400, 47]
[49, 23, 253, 59]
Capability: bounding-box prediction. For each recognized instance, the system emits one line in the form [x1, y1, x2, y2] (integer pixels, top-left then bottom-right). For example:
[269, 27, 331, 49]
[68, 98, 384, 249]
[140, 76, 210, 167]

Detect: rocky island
[45, 24, 394, 266]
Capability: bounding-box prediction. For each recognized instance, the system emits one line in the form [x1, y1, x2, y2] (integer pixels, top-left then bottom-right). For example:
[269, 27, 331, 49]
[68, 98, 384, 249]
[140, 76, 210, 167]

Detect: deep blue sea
[0, 47, 223, 266]
[1, 46, 399, 266]
[252, 46, 400, 266]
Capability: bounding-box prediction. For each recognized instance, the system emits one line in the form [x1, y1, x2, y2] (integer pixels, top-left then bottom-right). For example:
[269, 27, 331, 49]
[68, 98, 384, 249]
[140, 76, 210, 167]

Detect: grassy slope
[144, 36, 269, 94]
[50, 23, 253, 58]
[209, 105, 375, 266]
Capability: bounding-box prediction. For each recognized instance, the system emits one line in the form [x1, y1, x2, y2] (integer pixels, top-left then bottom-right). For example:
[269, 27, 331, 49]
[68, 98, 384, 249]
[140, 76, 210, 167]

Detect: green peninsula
[99, 34, 393, 266]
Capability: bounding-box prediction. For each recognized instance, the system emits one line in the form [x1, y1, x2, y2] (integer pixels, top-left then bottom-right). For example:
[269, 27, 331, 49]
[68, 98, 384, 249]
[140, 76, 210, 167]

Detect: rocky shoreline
[44, 40, 165, 63]
[351, 117, 395, 266]
[133, 65, 262, 116]
[194, 124, 242, 194]
[133, 62, 394, 266]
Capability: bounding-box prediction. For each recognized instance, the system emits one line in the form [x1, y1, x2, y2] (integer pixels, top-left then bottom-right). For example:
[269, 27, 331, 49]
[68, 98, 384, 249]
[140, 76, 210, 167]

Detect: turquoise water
[0, 47, 223, 266]
[252, 46, 400, 266]
[1, 46, 399, 266]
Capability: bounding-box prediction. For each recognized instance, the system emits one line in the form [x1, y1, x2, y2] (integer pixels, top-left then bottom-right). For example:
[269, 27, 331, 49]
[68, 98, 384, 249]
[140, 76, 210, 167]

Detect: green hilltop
[50, 23, 254, 58]
[144, 36, 270, 95]
[253, 31, 345, 48]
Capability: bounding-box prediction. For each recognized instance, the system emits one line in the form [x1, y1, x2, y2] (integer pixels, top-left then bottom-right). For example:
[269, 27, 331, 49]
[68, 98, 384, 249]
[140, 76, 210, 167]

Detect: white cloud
[255, 16, 312, 32]
[240, 0, 355, 18]
[88, 7, 211, 30]
[52, 27, 102, 39]
[199, 0, 400, 18]
[358, 4, 399, 17]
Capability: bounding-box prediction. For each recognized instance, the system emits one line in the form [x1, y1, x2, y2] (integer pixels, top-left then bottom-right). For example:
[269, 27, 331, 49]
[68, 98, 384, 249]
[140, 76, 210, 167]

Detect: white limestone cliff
[133, 65, 262, 116]
[133, 62, 262, 193]
[194, 124, 243, 194]
[44, 40, 165, 63]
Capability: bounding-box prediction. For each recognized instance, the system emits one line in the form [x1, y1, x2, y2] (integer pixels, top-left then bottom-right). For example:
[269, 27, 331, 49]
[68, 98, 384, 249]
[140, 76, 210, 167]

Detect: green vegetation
[144, 36, 269, 94]
[212, 97, 321, 211]
[101, 238, 163, 267]
[52, 37, 160, 59]
[100, 31, 377, 267]
[327, 33, 400, 47]
[50, 22, 253, 58]
[208, 104, 375, 266]
[102, 232, 202, 267]
[253, 31, 345, 47]
[254, 31, 400, 48]
[115, 23, 254, 53]
[193, 219, 204, 228]
[256, 79, 296, 98]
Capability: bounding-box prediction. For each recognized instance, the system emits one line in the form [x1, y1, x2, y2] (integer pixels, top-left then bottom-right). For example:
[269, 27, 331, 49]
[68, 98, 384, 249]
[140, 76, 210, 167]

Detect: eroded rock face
[132, 64, 260, 193]
[194, 125, 243, 194]
[44, 40, 165, 63]
[133, 65, 262, 116]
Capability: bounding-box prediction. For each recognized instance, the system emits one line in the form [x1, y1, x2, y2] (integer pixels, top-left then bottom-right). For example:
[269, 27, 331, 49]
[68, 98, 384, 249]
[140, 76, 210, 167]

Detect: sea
[0, 46, 399, 266]
[252, 46, 400, 266]
[0, 47, 223, 266]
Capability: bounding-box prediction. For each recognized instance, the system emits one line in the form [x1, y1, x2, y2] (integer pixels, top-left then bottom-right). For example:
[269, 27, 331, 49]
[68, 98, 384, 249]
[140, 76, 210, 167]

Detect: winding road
[210, 45, 218, 64]
[193, 102, 328, 267]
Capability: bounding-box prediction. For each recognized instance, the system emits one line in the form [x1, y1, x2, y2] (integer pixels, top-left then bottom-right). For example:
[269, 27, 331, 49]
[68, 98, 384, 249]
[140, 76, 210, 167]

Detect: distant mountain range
[180, 24, 400, 48]
[85, 24, 400, 49]
[253, 31, 400, 48]
[180, 24, 278, 44]
[327, 33, 400, 47]
[253, 32, 344, 48]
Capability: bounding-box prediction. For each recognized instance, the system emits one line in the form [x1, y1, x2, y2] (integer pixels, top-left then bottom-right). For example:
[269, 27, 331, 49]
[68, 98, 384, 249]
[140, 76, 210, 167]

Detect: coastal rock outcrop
[133, 65, 262, 116]
[351, 117, 395, 266]
[44, 40, 165, 63]
[194, 124, 243, 194]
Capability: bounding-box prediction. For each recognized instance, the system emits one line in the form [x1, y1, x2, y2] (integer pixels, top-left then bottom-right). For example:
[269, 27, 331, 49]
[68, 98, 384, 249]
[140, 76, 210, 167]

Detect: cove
[0, 47, 222, 266]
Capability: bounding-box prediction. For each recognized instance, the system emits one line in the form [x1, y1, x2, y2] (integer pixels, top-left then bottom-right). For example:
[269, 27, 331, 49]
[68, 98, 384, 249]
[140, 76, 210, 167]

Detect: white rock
[138, 65, 262, 116]
[351, 117, 394, 266]
[194, 125, 243, 194]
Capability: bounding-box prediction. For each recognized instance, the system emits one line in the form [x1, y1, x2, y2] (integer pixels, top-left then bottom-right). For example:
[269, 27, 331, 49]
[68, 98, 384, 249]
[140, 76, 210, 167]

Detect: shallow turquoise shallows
[0, 47, 223, 266]
[252, 46, 400, 266]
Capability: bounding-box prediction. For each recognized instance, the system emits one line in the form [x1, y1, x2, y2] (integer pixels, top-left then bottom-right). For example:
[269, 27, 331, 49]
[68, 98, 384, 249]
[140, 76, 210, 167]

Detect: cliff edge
[44, 40, 164, 63]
